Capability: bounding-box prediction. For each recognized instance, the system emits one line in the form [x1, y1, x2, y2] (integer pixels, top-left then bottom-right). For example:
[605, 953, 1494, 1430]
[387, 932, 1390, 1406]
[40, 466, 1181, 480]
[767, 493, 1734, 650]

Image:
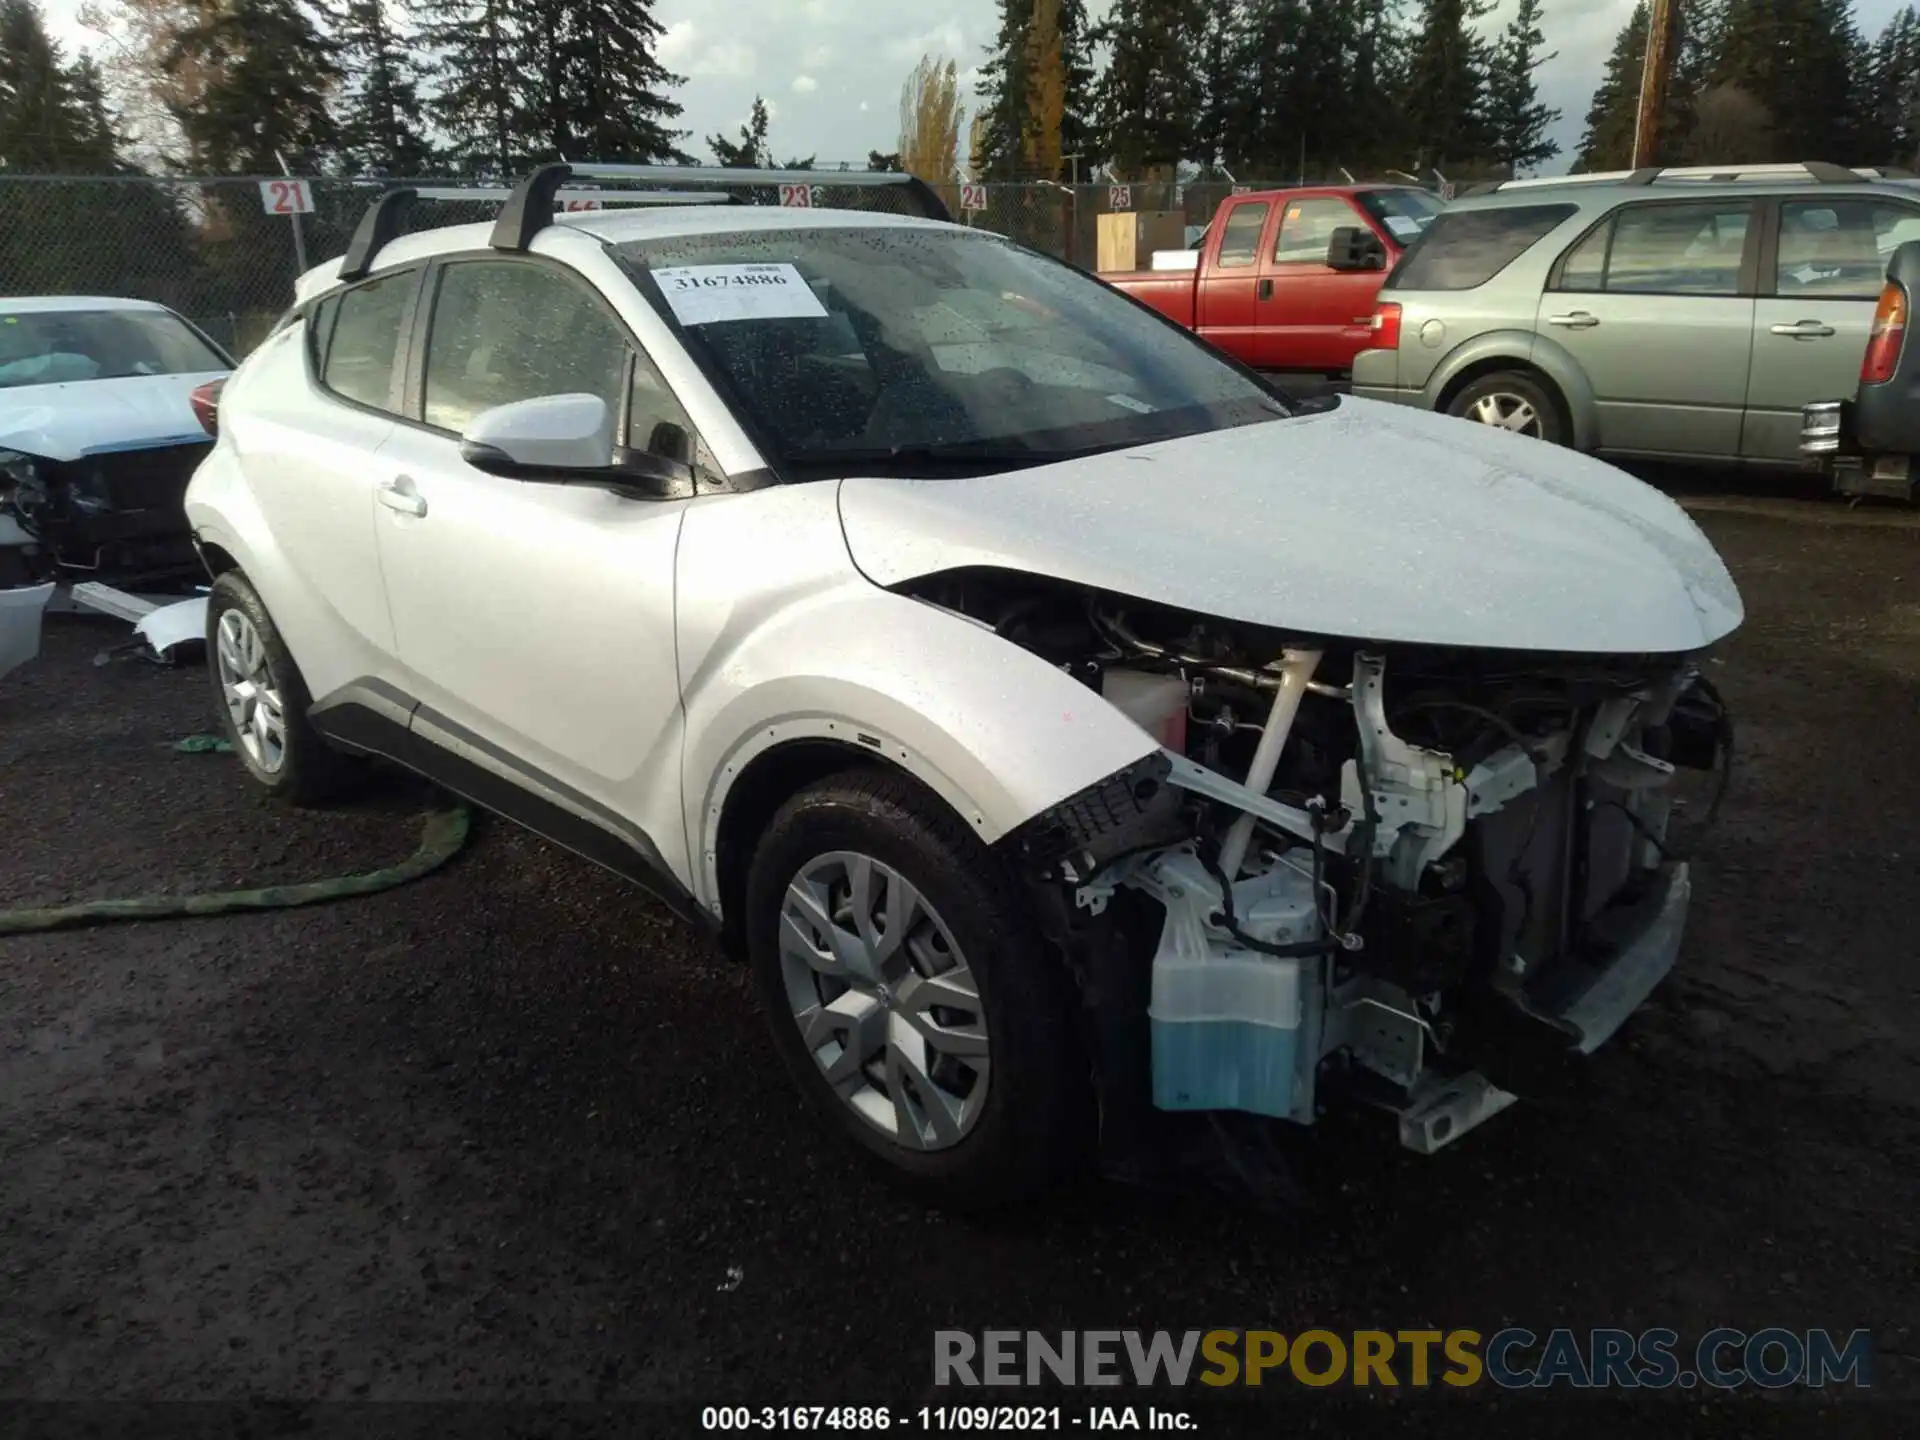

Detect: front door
[1258, 194, 1381, 373]
[1536, 198, 1758, 459]
[1193, 197, 1271, 364]
[1742, 195, 1920, 460]
[372, 256, 697, 831]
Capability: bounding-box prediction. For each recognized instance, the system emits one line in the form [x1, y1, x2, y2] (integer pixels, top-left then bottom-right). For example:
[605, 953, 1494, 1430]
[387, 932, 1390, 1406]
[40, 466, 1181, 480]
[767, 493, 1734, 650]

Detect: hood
[0, 371, 227, 463]
[836, 397, 1744, 655]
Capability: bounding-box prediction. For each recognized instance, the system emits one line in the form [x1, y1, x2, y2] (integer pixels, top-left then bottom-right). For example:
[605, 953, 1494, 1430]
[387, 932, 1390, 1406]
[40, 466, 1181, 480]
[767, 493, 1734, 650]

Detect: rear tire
[205, 571, 362, 805]
[744, 768, 1092, 1209]
[1447, 370, 1566, 446]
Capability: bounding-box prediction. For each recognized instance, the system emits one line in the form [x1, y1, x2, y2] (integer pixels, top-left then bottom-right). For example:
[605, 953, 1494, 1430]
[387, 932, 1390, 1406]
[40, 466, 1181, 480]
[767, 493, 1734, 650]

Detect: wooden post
[1631, 0, 1679, 169]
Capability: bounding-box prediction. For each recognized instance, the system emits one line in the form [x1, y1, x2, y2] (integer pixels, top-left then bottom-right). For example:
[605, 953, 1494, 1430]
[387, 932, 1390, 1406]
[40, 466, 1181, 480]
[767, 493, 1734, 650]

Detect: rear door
[1258, 194, 1382, 372]
[1743, 194, 1920, 460]
[1193, 197, 1272, 362]
[1537, 198, 1758, 458]
[239, 265, 421, 667]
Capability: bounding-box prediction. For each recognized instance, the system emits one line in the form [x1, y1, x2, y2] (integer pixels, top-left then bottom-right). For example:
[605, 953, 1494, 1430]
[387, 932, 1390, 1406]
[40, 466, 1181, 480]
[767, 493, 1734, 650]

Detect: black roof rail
[1879, 165, 1916, 179]
[338, 187, 416, 282]
[488, 161, 952, 253]
[1462, 180, 1504, 196]
[1804, 160, 1862, 183]
[1622, 166, 1662, 187]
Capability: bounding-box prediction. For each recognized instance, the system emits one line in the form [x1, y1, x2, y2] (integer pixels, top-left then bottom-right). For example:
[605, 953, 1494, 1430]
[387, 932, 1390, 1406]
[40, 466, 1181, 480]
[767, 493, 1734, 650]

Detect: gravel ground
[2, 494, 1917, 1436]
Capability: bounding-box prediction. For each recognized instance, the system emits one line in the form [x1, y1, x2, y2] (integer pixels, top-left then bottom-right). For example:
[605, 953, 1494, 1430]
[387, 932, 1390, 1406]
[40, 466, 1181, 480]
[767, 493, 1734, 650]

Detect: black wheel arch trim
[308, 679, 718, 933]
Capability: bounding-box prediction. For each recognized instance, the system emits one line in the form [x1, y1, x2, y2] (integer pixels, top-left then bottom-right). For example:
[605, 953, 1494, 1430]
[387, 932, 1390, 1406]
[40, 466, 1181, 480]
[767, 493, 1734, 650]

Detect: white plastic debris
[717, 1265, 744, 1293]
[133, 596, 209, 658]
[0, 581, 55, 679]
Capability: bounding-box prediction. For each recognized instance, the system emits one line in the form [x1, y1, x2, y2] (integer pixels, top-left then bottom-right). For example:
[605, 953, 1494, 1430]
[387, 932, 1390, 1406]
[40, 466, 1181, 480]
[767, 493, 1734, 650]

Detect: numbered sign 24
[960, 183, 987, 213]
[1108, 184, 1132, 211]
[259, 178, 314, 215]
[779, 183, 814, 208]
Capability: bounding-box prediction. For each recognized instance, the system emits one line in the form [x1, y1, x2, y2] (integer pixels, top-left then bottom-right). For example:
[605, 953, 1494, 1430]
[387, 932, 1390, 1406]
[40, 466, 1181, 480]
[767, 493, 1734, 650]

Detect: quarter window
[1777, 199, 1920, 299]
[1216, 202, 1269, 268]
[1388, 204, 1575, 292]
[1274, 197, 1362, 264]
[320, 269, 416, 411]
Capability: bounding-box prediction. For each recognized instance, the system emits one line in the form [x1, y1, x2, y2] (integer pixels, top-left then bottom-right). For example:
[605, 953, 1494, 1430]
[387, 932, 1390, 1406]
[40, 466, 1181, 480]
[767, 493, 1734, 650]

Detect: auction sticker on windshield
[652, 264, 828, 326]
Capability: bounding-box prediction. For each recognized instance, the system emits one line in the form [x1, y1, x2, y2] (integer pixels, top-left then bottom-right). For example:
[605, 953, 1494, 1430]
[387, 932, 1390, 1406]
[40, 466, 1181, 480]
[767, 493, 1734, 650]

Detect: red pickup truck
[1106, 185, 1442, 378]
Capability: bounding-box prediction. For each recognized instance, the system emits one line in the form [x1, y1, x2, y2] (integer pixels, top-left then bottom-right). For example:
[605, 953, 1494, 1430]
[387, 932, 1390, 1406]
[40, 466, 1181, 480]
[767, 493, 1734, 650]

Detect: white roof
[0, 294, 173, 314]
[294, 203, 969, 304]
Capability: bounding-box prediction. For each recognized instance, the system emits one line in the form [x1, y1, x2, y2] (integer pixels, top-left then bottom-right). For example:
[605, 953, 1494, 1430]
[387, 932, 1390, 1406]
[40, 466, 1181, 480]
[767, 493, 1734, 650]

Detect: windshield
[1358, 188, 1445, 245]
[0, 308, 229, 390]
[617, 226, 1287, 477]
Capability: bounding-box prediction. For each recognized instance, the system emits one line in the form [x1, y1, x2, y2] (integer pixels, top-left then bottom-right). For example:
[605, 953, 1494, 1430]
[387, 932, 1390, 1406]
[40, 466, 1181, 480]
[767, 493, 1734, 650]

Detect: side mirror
[460, 393, 616, 477]
[1326, 226, 1388, 272]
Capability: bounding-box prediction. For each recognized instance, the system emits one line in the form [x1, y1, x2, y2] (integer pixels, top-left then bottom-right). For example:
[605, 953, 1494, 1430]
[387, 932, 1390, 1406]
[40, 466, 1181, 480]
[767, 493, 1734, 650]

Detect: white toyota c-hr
[185, 164, 1742, 1206]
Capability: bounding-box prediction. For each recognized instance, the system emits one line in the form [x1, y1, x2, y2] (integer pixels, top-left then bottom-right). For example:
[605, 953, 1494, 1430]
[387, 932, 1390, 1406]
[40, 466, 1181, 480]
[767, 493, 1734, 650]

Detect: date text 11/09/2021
[701, 1408, 1191, 1432]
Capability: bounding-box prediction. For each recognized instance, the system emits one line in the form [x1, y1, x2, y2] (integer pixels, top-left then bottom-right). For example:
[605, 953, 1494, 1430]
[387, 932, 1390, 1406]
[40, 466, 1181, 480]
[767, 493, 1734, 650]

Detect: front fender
[1421, 328, 1600, 452]
[674, 483, 1159, 913]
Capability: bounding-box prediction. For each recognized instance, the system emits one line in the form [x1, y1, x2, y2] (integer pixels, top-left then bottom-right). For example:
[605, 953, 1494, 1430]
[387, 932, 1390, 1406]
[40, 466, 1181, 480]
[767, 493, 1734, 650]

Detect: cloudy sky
[36, 0, 1916, 175]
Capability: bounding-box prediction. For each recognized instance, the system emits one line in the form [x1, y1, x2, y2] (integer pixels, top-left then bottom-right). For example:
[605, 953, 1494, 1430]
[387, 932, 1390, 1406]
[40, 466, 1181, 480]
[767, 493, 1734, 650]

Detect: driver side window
[423, 260, 705, 475]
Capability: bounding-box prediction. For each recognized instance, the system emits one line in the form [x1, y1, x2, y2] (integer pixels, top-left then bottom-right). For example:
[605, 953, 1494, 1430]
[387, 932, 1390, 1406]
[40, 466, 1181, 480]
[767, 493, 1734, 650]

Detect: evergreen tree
[709, 95, 770, 166]
[165, 0, 339, 173]
[1217, 0, 1305, 173]
[1706, 0, 1863, 162]
[563, 0, 689, 161]
[1575, 1, 1650, 170]
[974, 0, 1093, 179]
[1401, 0, 1492, 171]
[1483, 0, 1558, 174]
[1091, 0, 1208, 175]
[418, 0, 520, 174]
[0, 0, 86, 171]
[1865, 6, 1920, 166]
[332, 0, 435, 175]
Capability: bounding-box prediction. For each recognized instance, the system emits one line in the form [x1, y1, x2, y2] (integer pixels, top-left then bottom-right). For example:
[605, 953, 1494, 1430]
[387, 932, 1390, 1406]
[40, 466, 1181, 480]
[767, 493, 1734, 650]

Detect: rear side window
[1216, 202, 1269, 267]
[1777, 199, 1920, 299]
[320, 269, 416, 411]
[1388, 204, 1575, 291]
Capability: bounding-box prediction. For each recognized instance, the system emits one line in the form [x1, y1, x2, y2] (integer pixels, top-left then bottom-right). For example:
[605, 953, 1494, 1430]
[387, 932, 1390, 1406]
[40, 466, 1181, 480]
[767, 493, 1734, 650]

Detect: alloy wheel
[778, 850, 990, 1150]
[215, 608, 287, 773]
[1468, 392, 1543, 436]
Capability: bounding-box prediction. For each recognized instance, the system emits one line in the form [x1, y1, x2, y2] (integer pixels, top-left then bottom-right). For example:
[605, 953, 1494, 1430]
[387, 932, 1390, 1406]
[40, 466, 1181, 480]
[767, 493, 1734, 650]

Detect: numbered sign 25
[259, 178, 314, 215]
[960, 183, 987, 213]
[778, 183, 814, 208]
[1108, 184, 1132, 211]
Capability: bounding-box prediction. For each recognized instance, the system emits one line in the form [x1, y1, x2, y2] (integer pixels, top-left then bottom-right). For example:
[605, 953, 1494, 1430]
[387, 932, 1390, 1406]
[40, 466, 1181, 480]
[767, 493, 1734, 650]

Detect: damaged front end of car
[905, 569, 1732, 1176]
[1, 441, 210, 590]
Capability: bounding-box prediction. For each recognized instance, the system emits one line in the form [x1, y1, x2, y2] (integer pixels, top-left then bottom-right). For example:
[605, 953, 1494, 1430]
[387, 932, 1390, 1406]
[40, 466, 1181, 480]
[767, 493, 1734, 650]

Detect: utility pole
[1631, 0, 1679, 169]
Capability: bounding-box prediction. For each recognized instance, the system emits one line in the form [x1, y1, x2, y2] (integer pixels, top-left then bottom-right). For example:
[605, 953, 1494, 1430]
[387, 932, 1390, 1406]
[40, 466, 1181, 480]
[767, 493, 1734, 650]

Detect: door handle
[1546, 311, 1600, 329]
[377, 476, 427, 518]
[1257, 278, 1274, 300]
[1770, 320, 1836, 338]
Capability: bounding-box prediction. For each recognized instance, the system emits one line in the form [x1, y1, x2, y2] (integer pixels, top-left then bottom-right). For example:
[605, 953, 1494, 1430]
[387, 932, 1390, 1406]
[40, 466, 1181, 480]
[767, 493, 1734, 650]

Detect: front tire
[744, 769, 1091, 1208]
[205, 571, 361, 805]
[1447, 370, 1566, 446]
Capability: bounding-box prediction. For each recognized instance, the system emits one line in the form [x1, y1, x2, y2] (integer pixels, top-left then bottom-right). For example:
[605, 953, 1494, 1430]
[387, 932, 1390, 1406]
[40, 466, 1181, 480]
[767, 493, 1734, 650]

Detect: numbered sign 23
[778, 183, 814, 208]
[960, 183, 987, 213]
[259, 178, 314, 215]
[1108, 184, 1132, 211]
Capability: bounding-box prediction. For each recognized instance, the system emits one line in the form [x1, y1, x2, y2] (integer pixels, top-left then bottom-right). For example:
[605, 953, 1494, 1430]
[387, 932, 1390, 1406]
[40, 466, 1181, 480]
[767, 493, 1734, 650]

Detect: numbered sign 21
[778, 183, 814, 208]
[960, 183, 987, 213]
[1108, 184, 1132, 211]
[259, 178, 314, 215]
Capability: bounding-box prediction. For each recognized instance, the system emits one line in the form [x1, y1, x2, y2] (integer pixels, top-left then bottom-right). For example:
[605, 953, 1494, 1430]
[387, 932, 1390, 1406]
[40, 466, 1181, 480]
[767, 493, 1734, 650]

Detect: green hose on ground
[1, 738, 472, 936]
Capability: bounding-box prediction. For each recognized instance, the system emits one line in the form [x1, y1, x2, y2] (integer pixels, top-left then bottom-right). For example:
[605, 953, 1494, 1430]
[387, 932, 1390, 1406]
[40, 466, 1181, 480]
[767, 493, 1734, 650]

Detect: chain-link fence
[2, 174, 1324, 357]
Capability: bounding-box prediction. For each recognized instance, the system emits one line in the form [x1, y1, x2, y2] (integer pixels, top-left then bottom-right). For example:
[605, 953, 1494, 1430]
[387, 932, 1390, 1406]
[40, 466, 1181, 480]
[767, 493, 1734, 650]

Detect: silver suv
[1351, 162, 1920, 465]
